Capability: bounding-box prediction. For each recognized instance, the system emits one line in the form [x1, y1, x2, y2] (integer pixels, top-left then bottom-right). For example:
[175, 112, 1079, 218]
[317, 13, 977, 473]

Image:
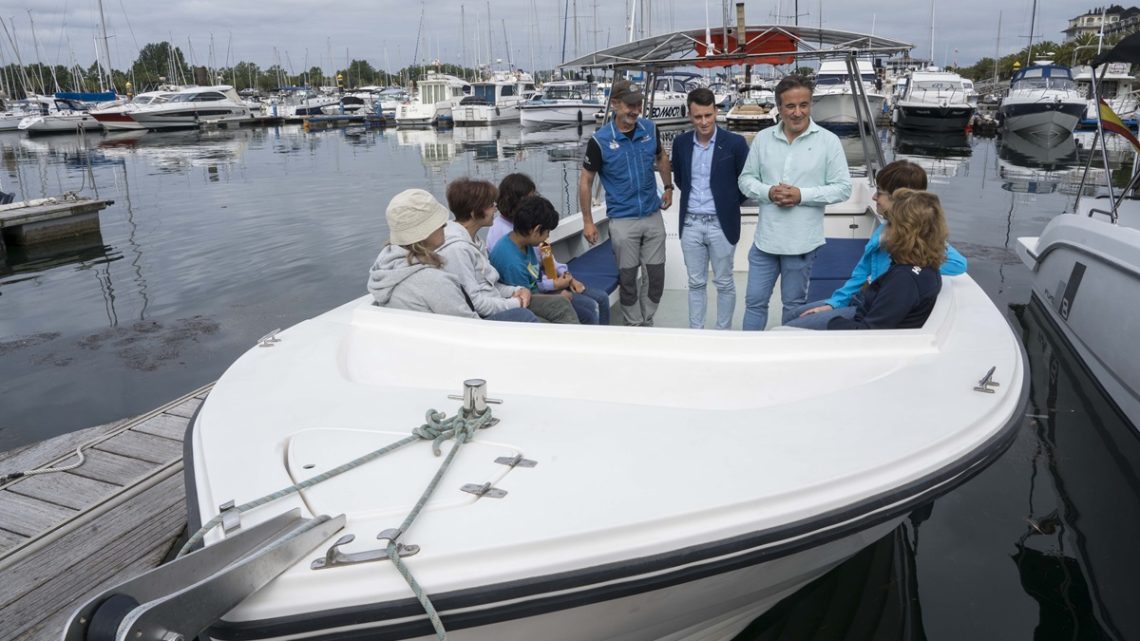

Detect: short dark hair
[446, 177, 498, 222]
[876, 160, 928, 194]
[496, 173, 538, 222]
[686, 87, 716, 108]
[512, 195, 560, 235]
[774, 75, 814, 104]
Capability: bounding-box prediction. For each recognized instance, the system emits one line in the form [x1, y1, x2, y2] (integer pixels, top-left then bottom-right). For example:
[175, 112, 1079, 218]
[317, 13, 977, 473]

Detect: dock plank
[134, 413, 190, 441]
[6, 472, 120, 510]
[95, 430, 181, 464]
[65, 449, 157, 486]
[164, 396, 203, 420]
[0, 470, 185, 635]
[0, 420, 126, 478]
[0, 529, 28, 556]
[0, 491, 76, 537]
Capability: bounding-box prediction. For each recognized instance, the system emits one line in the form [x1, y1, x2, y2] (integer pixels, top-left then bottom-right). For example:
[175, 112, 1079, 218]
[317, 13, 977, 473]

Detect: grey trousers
[529, 293, 580, 324]
[609, 212, 666, 326]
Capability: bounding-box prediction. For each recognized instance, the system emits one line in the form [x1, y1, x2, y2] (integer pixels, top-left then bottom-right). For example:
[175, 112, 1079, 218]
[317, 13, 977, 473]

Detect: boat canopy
[560, 25, 912, 71]
[54, 91, 116, 102]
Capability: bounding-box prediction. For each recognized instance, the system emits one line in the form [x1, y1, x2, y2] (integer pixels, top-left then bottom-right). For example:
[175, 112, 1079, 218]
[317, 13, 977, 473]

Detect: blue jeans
[486, 307, 539, 323]
[569, 287, 610, 325]
[743, 245, 818, 331]
[783, 298, 858, 330]
[680, 214, 736, 329]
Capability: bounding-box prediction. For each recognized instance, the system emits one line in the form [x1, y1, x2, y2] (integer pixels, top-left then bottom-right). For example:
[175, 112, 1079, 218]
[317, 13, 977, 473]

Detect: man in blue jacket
[671, 87, 750, 329]
[578, 79, 673, 326]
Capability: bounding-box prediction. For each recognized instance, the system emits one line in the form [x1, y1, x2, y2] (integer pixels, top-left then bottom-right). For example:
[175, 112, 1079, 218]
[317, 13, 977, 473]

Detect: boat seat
[566, 238, 619, 294]
[805, 238, 867, 302]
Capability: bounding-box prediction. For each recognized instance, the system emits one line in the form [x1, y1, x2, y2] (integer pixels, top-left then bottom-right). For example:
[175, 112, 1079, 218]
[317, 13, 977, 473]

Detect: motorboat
[1015, 34, 1140, 430]
[125, 85, 253, 130]
[724, 84, 777, 130]
[811, 59, 887, 133]
[998, 60, 1085, 143]
[0, 95, 56, 131]
[396, 73, 470, 127]
[58, 27, 1029, 641]
[1072, 62, 1137, 130]
[375, 87, 411, 119]
[645, 72, 702, 125]
[17, 96, 104, 135]
[518, 80, 602, 128]
[893, 70, 975, 133]
[453, 71, 537, 126]
[90, 89, 182, 131]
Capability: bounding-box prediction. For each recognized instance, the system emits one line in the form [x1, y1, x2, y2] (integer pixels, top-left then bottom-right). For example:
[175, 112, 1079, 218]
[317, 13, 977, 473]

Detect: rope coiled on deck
[178, 406, 497, 640]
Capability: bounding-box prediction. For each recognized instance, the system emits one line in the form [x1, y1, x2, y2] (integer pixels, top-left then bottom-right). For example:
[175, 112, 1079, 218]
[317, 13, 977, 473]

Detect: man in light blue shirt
[737, 75, 852, 330]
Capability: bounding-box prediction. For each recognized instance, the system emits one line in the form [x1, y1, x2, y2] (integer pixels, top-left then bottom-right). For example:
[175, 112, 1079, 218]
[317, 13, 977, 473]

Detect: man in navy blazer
[671, 88, 750, 329]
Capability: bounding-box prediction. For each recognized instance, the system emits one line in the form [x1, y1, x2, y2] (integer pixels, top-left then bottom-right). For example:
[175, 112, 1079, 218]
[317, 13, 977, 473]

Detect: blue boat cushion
[566, 239, 619, 295]
[806, 238, 868, 303]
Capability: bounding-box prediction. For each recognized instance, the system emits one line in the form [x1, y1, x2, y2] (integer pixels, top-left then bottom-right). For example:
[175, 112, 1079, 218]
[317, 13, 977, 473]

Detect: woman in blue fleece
[784, 160, 966, 329]
[827, 189, 948, 330]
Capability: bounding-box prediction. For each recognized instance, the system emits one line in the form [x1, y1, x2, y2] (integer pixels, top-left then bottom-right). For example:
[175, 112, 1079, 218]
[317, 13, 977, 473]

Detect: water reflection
[999, 131, 1079, 172]
[735, 520, 928, 641]
[396, 127, 456, 169]
[1014, 302, 1140, 640]
[892, 130, 973, 180]
[97, 128, 251, 173]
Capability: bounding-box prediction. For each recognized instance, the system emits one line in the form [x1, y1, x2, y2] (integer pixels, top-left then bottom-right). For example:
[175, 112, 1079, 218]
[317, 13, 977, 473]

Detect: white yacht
[999, 61, 1085, 143]
[893, 70, 976, 132]
[725, 84, 777, 130]
[375, 87, 410, 119]
[122, 85, 252, 130]
[811, 60, 887, 133]
[453, 71, 537, 126]
[646, 73, 700, 125]
[0, 95, 55, 131]
[90, 90, 181, 131]
[518, 80, 602, 128]
[1073, 62, 1137, 129]
[395, 74, 470, 127]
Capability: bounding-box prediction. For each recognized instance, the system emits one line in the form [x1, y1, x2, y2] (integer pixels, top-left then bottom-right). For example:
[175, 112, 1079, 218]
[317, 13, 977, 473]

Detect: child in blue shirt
[489, 195, 580, 324]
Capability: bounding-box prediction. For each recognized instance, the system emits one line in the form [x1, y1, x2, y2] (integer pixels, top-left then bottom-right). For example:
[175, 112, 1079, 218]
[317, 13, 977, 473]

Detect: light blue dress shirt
[687, 128, 717, 215]
[737, 120, 852, 255]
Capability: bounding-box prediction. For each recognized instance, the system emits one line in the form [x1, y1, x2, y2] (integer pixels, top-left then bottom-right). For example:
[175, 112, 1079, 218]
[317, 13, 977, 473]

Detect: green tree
[131, 42, 191, 88]
[230, 61, 261, 91]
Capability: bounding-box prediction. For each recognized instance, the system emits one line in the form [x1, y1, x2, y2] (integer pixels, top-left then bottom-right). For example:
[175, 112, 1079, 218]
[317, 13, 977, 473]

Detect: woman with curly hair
[827, 188, 948, 330]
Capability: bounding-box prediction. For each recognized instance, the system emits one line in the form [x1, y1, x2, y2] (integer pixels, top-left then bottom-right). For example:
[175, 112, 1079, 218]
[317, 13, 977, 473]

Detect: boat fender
[577, 109, 583, 123]
[84, 593, 140, 641]
[496, 106, 501, 116]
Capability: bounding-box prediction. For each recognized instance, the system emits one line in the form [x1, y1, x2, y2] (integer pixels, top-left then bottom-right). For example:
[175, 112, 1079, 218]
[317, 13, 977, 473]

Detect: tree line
[956, 33, 1111, 83]
[0, 41, 502, 99]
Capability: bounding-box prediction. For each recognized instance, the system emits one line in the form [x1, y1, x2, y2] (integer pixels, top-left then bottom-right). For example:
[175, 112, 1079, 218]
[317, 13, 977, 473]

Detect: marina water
[1, 123, 1137, 638]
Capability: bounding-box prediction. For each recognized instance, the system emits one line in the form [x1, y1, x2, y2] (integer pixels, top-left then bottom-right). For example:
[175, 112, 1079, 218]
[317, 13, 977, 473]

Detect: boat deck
[0, 386, 207, 639]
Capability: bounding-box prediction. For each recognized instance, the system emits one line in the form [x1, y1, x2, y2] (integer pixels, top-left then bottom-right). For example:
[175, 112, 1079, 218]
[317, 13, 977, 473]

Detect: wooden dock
[0, 195, 115, 261]
[0, 385, 207, 640]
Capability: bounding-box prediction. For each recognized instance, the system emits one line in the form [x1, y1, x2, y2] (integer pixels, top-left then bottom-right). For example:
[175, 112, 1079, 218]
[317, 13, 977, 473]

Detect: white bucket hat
[386, 189, 449, 246]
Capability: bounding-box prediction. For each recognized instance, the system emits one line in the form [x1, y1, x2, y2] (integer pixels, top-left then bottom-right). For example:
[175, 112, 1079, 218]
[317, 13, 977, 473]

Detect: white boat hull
[1000, 97, 1084, 141]
[811, 92, 886, 132]
[453, 102, 521, 126]
[1017, 205, 1140, 428]
[17, 113, 103, 135]
[893, 103, 974, 132]
[520, 103, 601, 128]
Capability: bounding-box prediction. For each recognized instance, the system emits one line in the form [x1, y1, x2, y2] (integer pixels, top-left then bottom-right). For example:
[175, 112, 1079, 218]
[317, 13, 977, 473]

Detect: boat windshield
[912, 80, 962, 93]
[816, 73, 877, 85]
[1014, 68, 1076, 91]
[544, 86, 586, 100]
[472, 85, 498, 104]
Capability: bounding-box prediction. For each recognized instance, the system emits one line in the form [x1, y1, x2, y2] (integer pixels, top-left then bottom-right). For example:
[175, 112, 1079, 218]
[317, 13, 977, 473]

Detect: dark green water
[1, 123, 1136, 639]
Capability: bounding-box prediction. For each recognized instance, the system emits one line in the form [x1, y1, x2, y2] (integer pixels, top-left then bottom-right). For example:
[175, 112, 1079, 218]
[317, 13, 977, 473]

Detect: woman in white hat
[367, 189, 479, 318]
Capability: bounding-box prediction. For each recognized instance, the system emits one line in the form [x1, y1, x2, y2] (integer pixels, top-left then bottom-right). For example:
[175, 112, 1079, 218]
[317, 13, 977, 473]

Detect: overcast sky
[0, 0, 1079, 78]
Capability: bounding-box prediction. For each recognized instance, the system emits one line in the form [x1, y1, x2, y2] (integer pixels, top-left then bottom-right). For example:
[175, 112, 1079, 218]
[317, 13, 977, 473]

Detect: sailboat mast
[97, 0, 113, 92]
[1025, 0, 1036, 67]
[929, 0, 935, 67]
[993, 11, 1001, 85]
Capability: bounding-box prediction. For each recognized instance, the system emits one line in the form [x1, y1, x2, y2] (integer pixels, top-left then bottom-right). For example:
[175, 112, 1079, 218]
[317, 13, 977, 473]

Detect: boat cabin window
[816, 73, 877, 85]
[654, 77, 694, 93]
[544, 86, 584, 100]
[1014, 68, 1076, 91]
[473, 85, 497, 104]
[523, 84, 536, 92]
[502, 85, 515, 97]
[176, 92, 228, 102]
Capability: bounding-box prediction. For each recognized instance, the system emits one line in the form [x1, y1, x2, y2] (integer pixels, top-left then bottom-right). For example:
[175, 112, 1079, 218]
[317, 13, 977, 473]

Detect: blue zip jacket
[825, 225, 967, 309]
[592, 118, 661, 219]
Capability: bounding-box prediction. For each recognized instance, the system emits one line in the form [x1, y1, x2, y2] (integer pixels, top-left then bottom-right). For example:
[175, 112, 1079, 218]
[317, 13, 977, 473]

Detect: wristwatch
[663, 185, 674, 191]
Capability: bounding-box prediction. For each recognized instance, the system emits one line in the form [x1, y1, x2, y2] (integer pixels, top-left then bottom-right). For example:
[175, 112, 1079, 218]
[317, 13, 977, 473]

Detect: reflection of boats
[394, 127, 456, 167]
[518, 80, 603, 128]
[451, 125, 522, 162]
[95, 128, 251, 171]
[1016, 34, 1140, 428]
[1012, 301, 1140, 640]
[893, 131, 972, 180]
[122, 27, 1029, 641]
[514, 125, 592, 162]
[999, 61, 1085, 143]
[0, 231, 117, 279]
[893, 71, 975, 132]
[812, 60, 886, 133]
[998, 130, 1078, 171]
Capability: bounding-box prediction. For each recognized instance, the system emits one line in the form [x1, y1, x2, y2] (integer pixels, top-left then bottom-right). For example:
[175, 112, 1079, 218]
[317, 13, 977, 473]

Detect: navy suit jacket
[670, 126, 750, 245]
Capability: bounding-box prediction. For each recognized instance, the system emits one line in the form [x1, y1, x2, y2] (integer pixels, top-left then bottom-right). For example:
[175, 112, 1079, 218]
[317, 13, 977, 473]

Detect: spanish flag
[1099, 98, 1140, 153]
